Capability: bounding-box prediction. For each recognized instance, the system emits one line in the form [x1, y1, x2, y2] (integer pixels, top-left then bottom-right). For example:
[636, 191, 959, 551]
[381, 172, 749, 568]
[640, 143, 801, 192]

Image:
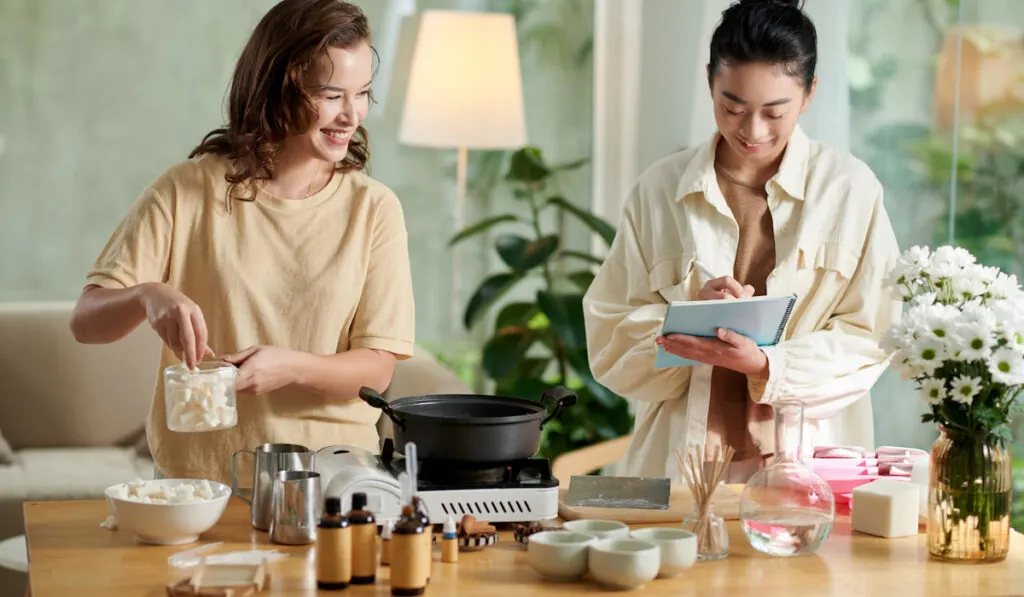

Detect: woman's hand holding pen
[696, 276, 755, 301]
[693, 261, 754, 300]
[656, 260, 768, 376]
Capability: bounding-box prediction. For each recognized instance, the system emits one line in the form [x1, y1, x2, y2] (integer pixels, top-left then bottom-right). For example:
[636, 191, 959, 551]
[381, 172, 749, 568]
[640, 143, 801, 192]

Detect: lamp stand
[452, 145, 468, 336]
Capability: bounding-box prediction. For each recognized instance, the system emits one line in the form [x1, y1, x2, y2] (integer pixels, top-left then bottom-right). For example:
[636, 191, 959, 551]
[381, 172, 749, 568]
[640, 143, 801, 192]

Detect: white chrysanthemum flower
[906, 245, 932, 268]
[916, 303, 959, 341]
[989, 347, 1024, 385]
[960, 300, 997, 328]
[929, 247, 970, 280]
[956, 327, 993, 361]
[880, 325, 910, 354]
[888, 245, 932, 289]
[932, 245, 976, 269]
[977, 265, 1001, 285]
[912, 292, 938, 307]
[909, 338, 947, 375]
[920, 378, 948, 405]
[950, 375, 982, 404]
[952, 275, 987, 302]
[989, 272, 1024, 301]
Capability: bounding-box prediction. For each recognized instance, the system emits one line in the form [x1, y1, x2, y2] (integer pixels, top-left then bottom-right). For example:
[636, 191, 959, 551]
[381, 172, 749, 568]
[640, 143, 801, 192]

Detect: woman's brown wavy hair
[189, 0, 375, 201]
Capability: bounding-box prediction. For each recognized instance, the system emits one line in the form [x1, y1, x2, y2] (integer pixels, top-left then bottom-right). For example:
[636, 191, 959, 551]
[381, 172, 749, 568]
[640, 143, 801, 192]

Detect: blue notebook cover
[654, 294, 797, 368]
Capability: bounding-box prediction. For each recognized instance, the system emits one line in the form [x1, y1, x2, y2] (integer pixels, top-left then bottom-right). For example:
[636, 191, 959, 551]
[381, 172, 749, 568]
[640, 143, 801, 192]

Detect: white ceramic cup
[588, 538, 660, 590]
[562, 519, 630, 540]
[526, 531, 596, 581]
[629, 527, 697, 577]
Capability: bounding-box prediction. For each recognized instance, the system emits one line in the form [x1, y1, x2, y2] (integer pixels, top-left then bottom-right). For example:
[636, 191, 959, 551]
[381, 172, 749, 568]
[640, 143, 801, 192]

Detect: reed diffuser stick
[675, 444, 735, 555]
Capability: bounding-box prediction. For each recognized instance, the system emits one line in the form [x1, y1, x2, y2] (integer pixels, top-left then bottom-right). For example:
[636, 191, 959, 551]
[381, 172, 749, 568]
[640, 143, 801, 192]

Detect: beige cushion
[0, 447, 154, 502]
[0, 433, 12, 466]
[0, 447, 154, 543]
[0, 302, 161, 449]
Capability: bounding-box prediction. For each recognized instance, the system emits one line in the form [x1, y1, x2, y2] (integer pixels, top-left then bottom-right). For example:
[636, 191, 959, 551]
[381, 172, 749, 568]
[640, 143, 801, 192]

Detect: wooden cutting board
[557, 484, 741, 524]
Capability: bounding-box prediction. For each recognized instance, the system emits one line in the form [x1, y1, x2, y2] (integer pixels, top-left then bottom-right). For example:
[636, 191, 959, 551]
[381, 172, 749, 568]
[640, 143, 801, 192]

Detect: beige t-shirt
[85, 154, 415, 484]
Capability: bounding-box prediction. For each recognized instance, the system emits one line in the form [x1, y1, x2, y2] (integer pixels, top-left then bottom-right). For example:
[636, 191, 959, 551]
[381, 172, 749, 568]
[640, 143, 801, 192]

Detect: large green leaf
[506, 146, 551, 182]
[448, 215, 518, 246]
[557, 250, 604, 266]
[564, 346, 624, 410]
[505, 377, 552, 401]
[536, 290, 587, 349]
[568, 270, 596, 290]
[546, 196, 616, 245]
[552, 157, 590, 172]
[515, 357, 552, 380]
[496, 234, 560, 271]
[495, 302, 538, 331]
[463, 272, 522, 329]
[482, 328, 538, 380]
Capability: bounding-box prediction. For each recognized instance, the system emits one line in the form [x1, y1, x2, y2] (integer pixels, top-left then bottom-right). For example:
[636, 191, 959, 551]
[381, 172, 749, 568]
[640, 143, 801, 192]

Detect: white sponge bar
[852, 479, 920, 538]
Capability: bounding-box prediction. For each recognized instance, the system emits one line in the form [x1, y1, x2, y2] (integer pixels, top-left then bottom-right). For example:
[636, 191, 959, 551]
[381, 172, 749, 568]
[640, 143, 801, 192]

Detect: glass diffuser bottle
[740, 400, 835, 557]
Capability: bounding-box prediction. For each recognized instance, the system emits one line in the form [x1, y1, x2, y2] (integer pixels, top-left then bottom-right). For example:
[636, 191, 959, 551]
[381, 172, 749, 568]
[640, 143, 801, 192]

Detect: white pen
[694, 260, 718, 281]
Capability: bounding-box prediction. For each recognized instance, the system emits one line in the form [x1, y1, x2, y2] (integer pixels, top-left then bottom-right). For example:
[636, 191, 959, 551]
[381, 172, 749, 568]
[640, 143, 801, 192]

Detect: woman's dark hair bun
[709, 0, 816, 90]
[740, 0, 802, 7]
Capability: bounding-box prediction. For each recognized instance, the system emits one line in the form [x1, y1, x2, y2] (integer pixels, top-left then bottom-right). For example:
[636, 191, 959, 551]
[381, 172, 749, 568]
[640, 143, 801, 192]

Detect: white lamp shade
[399, 10, 527, 150]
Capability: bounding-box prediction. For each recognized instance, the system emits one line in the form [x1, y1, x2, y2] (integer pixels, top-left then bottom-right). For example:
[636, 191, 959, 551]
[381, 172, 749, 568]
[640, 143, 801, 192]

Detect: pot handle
[359, 387, 405, 430]
[539, 386, 578, 429]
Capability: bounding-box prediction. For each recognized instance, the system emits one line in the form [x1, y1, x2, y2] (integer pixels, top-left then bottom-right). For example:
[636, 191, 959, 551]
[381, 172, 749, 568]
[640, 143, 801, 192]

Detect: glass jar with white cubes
[164, 361, 238, 432]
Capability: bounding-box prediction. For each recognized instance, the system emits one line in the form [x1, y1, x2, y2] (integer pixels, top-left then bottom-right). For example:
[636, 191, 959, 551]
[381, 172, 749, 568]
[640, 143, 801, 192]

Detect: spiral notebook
[654, 294, 797, 368]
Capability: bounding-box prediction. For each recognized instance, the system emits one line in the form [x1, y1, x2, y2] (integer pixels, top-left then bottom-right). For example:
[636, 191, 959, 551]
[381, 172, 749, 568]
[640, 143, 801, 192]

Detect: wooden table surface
[24, 497, 1024, 597]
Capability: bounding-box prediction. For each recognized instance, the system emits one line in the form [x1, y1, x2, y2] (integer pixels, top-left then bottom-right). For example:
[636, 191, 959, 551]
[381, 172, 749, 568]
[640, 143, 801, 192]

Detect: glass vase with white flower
[882, 245, 1023, 562]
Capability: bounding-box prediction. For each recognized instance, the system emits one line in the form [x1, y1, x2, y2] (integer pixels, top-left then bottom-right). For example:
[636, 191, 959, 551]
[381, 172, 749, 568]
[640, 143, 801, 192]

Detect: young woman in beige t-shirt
[69, 0, 415, 483]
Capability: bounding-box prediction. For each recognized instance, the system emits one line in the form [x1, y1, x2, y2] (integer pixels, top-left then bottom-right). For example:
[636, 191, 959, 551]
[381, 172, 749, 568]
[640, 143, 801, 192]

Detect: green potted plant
[449, 146, 632, 460]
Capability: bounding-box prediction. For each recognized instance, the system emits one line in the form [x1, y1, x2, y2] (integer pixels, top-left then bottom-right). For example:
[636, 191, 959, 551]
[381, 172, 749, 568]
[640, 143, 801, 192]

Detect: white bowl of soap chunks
[104, 478, 231, 545]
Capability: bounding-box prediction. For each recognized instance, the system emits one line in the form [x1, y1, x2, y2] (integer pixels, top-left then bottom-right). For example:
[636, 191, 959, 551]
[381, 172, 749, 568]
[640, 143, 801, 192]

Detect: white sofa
[0, 302, 471, 597]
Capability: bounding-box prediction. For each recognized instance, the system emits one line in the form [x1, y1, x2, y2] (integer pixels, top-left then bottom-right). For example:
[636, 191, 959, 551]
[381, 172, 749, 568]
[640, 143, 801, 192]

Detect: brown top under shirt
[704, 168, 777, 461]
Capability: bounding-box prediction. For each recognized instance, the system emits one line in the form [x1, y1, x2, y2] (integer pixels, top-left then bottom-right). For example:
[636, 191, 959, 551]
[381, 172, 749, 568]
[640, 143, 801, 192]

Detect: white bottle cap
[443, 515, 457, 535]
[381, 519, 393, 539]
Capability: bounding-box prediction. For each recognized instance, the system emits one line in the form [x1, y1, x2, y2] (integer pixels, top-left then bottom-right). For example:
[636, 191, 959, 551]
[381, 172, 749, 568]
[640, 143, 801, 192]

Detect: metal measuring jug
[231, 443, 315, 531]
[269, 469, 322, 545]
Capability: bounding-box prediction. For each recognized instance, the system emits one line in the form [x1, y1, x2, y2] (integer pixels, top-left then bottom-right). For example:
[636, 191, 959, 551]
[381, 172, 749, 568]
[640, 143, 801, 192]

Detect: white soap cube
[851, 479, 920, 538]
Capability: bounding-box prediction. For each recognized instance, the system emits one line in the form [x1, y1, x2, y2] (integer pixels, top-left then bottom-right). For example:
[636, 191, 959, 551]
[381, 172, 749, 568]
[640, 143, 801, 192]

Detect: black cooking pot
[358, 386, 577, 463]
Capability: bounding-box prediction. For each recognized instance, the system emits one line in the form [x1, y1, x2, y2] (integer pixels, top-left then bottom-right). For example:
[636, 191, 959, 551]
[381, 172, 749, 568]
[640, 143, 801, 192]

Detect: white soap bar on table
[851, 479, 920, 538]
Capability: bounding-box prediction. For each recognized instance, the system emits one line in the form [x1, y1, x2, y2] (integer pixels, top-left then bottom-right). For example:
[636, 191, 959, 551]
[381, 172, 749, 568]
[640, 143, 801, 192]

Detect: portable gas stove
[315, 439, 560, 525]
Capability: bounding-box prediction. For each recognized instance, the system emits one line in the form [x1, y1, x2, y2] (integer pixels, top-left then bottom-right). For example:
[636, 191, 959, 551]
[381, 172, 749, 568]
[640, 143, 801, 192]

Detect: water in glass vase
[927, 427, 1013, 562]
[742, 508, 834, 557]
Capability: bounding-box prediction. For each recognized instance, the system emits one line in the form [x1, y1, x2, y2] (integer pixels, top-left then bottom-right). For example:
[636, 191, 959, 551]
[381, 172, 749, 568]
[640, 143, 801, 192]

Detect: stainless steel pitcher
[231, 443, 315, 531]
[269, 469, 321, 545]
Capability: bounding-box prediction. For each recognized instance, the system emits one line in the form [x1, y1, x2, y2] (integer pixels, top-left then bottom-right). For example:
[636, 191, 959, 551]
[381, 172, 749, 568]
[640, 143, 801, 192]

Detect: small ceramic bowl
[562, 519, 630, 540]
[629, 527, 697, 577]
[526, 531, 596, 581]
[588, 538, 660, 590]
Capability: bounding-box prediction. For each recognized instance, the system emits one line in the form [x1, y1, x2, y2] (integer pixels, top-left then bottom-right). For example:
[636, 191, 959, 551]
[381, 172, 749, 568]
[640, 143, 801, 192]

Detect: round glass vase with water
[740, 400, 835, 557]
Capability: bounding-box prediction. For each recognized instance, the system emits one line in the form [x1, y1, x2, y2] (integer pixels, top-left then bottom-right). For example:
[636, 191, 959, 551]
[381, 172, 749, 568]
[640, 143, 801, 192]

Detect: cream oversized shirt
[583, 126, 902, 481]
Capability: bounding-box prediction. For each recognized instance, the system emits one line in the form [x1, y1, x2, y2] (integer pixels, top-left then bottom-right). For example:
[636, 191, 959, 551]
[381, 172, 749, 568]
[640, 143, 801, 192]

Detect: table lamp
[399, 10, 527, 329]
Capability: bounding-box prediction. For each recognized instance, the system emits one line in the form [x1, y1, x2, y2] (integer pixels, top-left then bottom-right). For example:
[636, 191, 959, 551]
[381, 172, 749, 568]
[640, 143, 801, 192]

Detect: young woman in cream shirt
[583, 0, 901, 482]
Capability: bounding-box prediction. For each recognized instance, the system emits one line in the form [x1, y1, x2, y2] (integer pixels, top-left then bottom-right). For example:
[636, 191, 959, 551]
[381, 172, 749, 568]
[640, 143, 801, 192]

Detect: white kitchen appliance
[315, 439, 560, 525]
